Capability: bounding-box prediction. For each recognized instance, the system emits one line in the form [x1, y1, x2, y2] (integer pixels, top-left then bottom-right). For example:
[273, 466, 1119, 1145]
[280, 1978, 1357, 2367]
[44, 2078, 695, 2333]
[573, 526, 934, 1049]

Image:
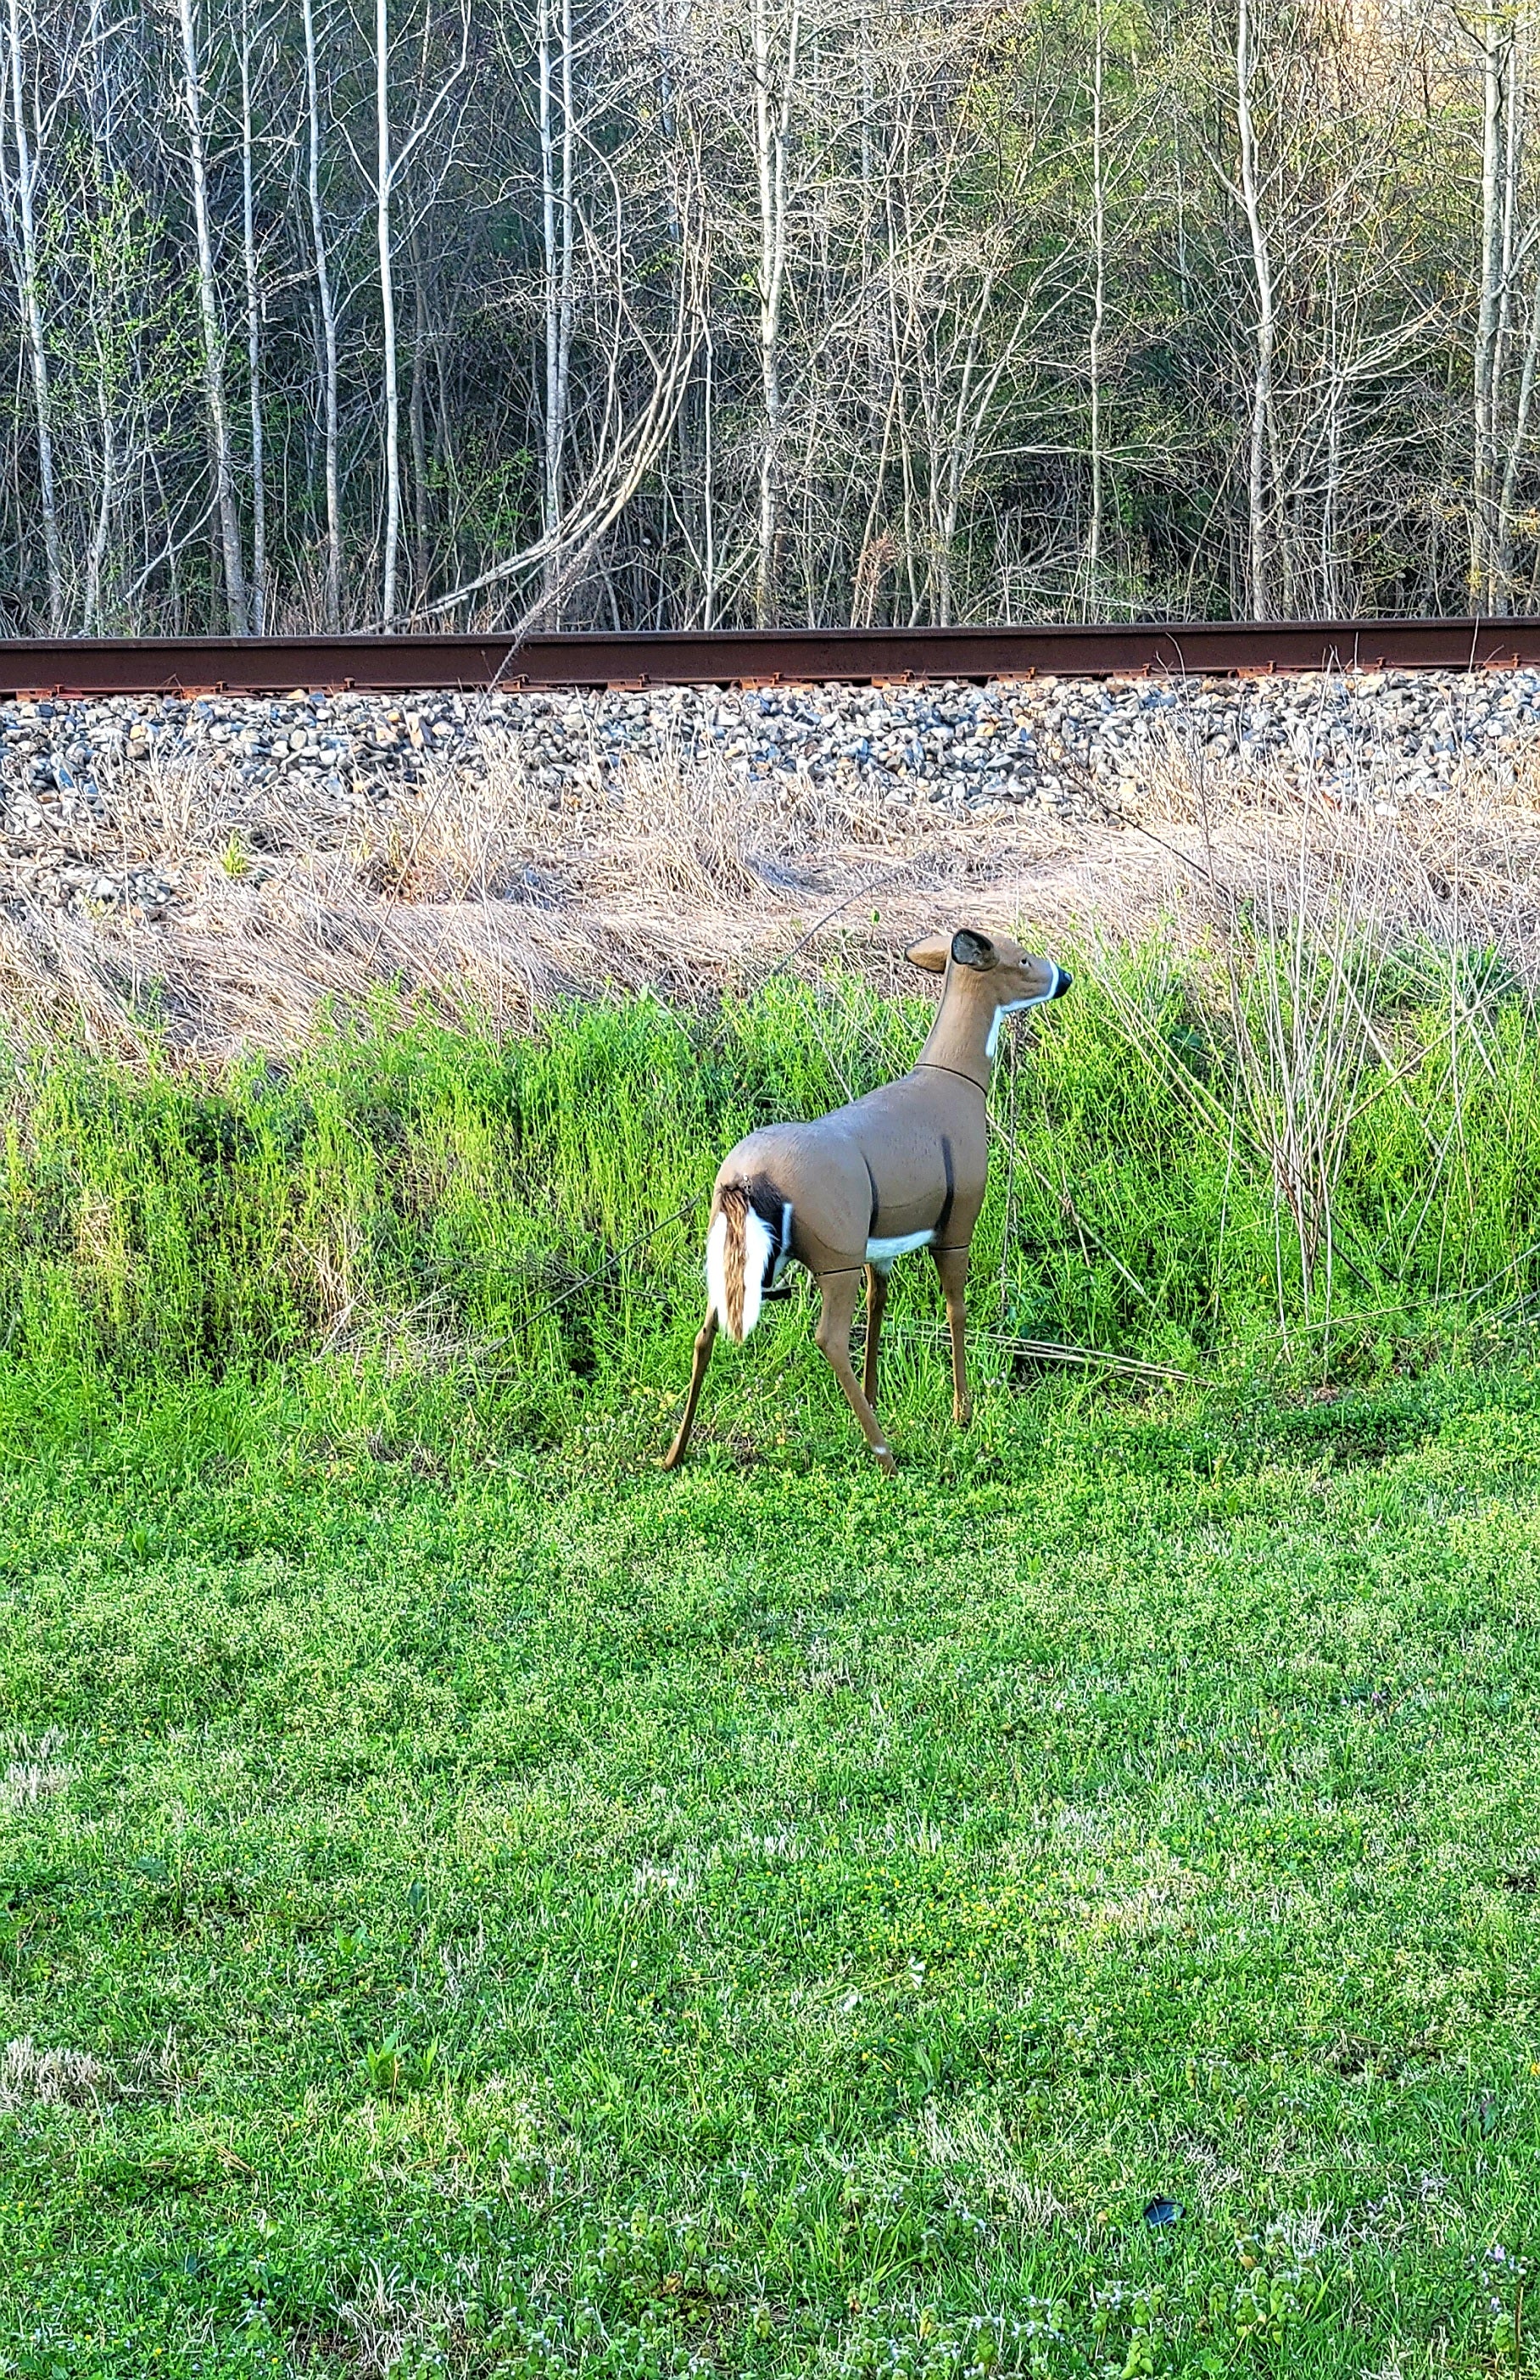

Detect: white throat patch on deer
[661, 928, 1071, 1477]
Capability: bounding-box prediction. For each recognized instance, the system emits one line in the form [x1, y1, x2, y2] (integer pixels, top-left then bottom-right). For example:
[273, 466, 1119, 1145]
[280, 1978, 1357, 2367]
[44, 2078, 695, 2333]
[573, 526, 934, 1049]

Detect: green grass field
[2, 959, 1538, 2375]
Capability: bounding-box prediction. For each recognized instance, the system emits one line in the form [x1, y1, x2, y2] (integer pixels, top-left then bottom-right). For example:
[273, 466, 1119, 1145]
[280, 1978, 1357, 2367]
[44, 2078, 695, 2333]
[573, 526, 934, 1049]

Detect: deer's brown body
[662, 929, 1070, 1474]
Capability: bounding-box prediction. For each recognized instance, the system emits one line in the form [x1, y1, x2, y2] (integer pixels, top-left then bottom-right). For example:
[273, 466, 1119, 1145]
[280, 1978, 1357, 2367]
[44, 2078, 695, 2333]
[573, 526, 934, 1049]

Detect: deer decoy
[662, 928, 1071, 1475]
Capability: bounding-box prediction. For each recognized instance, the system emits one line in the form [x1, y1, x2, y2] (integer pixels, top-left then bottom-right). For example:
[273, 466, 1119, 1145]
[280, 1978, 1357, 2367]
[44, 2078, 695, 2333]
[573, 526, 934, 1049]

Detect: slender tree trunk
[5, 0, 64, 628]
[538, 0, 557, 558]
[178, 0, 248, 634]
[935, 268, 997, 623]
[1321, 294, 1345, 617]
[239, 13, 266, 630]
[1085, 0, 1107, 617]
[656, 0, 680, 243]
[1472, 8, 1507, 610]
[1498, 260, 1540, 595]
[752, 0, 798, 626]
[431, 322, 460, 591]
[85, 385, 114, 632]
[538, 0, 575, 605]
[1235, 0, 1274, 621]
[701, 318, 717, 628]
[302, 0, 341, 628]
[1493, 9, 1526, 612]
[859, 0, 872, 191]
[409, 219, 430, 598]
[558, 0, 574, 524]
[376, 0, 402, 624]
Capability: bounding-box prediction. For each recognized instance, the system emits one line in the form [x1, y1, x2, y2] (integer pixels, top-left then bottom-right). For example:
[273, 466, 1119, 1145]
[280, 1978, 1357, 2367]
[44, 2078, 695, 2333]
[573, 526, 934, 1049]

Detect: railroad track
[4, 617, 1540, 698]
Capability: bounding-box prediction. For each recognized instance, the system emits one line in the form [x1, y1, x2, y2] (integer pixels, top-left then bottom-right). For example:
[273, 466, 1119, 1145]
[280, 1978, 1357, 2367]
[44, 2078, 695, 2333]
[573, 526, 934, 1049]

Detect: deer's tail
[706, 1182, 789, 1343]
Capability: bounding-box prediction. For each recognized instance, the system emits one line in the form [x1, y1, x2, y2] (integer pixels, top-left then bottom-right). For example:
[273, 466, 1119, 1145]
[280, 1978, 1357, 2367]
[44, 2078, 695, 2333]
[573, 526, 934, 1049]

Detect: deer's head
[906, 928, 1072, 1065]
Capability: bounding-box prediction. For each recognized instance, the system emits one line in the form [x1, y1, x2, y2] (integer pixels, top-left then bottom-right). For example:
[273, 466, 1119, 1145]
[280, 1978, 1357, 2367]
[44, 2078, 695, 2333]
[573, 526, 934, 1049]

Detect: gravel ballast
[4, 667, 1540, 922]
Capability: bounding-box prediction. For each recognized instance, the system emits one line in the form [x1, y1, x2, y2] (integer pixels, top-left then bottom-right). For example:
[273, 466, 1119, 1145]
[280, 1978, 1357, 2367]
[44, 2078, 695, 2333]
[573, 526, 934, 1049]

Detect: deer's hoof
[953, 1399, 974, 1429]
[873, 1444, 898, 1477]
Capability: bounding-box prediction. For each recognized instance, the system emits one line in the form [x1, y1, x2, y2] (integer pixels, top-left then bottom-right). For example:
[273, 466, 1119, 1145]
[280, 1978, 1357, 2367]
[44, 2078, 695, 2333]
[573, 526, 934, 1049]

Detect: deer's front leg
[661, 1310, 717, 1469]
[862, 1262, 890, 1411]
[815, 1269, 896, 1476]
[931, 1244, 972, 1427]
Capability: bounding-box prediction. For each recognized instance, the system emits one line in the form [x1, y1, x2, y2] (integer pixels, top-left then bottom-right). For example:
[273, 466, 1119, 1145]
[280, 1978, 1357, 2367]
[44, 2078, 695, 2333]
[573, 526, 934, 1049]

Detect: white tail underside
[706, 1204, 777, 1341]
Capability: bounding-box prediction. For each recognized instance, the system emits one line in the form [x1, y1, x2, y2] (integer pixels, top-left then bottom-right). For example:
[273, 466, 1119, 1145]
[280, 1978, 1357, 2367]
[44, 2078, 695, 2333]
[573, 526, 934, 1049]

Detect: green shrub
[2, 936, 1537, 1407]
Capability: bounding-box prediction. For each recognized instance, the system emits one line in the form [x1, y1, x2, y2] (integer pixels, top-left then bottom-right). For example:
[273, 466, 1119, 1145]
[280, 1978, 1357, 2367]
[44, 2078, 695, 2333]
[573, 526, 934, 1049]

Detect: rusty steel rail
[6, 617, 1540, 697]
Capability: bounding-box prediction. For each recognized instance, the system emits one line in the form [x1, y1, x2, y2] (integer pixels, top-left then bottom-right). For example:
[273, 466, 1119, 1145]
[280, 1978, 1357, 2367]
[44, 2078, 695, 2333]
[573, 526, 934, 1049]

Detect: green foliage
[2, 943, 1539, 2365]
[1, 943, 1537, 1422]
[1, 1353, 1539, 2371]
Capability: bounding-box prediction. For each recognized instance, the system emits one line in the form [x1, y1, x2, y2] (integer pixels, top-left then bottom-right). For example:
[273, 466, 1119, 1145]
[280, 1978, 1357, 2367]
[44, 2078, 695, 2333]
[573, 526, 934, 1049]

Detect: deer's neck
[914, 989, 995, 1092]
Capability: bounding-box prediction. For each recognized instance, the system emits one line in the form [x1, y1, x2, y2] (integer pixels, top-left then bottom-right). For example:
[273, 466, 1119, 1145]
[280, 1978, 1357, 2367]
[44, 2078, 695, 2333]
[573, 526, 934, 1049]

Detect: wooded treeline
[0, 0, 1534, 632]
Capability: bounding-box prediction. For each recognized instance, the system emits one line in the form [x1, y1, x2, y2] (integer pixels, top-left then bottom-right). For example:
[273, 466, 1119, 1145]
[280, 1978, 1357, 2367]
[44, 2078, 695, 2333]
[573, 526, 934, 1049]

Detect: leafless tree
[177, 0, 249, 630]
[0, 0, 1535, 630]
[2, 0, 64, 624]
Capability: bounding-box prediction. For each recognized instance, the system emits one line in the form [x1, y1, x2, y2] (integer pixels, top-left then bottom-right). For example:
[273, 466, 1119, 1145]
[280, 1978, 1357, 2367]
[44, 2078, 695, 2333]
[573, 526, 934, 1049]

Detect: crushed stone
[4, 668, 1540, 923]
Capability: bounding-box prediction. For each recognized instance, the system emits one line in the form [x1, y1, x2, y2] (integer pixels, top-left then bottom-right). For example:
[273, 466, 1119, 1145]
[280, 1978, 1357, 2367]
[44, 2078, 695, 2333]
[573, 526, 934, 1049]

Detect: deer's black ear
[905, 934, 951, 973]
[951, 929, 998, 971]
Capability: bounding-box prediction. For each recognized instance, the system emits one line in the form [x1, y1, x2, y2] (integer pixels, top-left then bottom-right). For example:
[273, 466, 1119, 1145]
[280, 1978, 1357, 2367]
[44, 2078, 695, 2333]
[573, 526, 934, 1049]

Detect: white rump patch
[865, 1228, 935, 1268]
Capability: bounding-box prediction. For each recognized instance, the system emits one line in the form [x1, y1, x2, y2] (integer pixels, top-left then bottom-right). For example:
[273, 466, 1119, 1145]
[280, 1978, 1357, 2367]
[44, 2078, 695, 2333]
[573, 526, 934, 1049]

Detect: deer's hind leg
[931, 1243, 972, 1427]
[862, 1263, 890, 1411]
[661, 1310, 717, 1470]
[815, 1267, 896, 1476]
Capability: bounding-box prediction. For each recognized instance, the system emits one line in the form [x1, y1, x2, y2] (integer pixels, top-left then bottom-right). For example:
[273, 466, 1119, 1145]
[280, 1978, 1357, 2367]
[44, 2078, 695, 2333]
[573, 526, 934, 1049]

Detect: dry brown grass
[0, 2036, 112, 2109]
[0, 1728, 75, 1808]
[311, 2265, 474, 2378]
[3, 729, 1538, 1058]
